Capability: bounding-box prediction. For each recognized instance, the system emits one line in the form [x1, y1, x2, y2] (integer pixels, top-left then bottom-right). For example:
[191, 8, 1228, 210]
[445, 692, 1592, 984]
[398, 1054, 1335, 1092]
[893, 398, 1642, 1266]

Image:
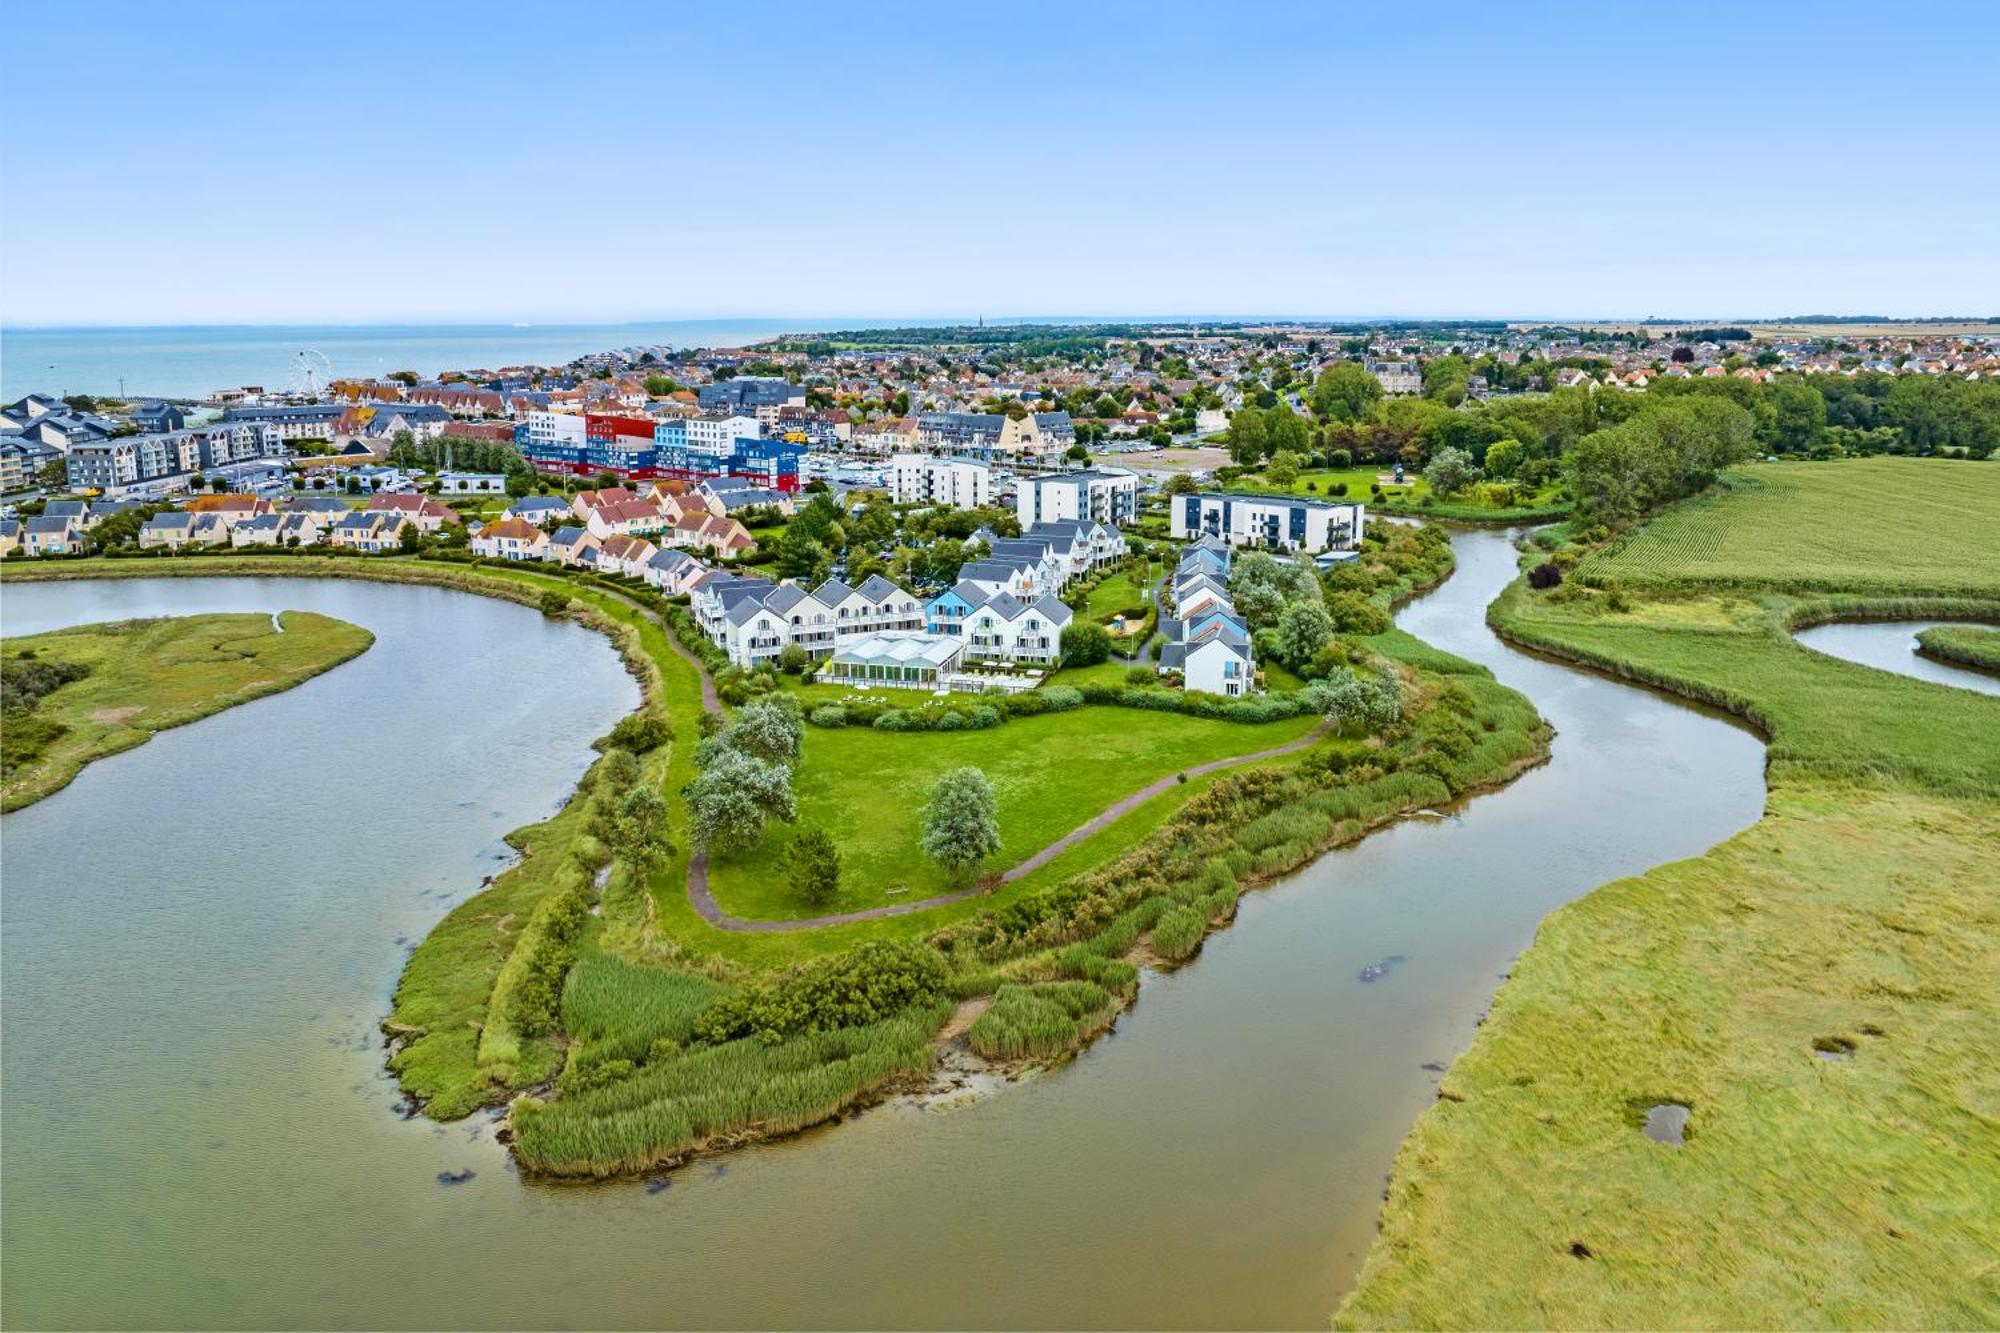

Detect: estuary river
[1793, 619, 2000, 698]
[0, 533, 1766, 1329]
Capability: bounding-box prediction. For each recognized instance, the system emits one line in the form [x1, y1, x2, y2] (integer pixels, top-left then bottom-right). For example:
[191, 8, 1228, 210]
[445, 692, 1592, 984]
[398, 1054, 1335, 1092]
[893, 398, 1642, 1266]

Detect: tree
[1264, 404, 1309, 457]
[1227, 549, 1289, 629]
[1312, 669, 1403, 733]
[1423, 446, 1481, 498]
[723, 695, 803, 765]
[1768, 378, 1827, 454]
[398, 521, 422, 553]
[1228, 407, 1269, 465]
[1310, 362, 1382, 422]
[783, 828, 841, 908]
[687, 749, 796, 853]
[1061, 621, 1112, 666]
[1276, 601, 1335, 668]
[1266, 450, 1305, 488]
[920, 767, 1001, 880]
[608, 786, 672, 866]
[1482, 438, 1526, 479]
[1421, 356, 1470, 407]
[1162, 472, 1197, 496]
[1066, 443, 1089, 462]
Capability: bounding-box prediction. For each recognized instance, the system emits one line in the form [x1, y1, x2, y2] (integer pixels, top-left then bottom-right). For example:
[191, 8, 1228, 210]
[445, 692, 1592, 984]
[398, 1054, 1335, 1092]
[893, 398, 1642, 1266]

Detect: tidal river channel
[0, 533, 1765, 1330]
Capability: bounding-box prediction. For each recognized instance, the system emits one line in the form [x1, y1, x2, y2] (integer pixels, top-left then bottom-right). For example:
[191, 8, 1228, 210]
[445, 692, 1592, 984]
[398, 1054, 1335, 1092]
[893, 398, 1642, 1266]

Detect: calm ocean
[0, 319, 969, 401]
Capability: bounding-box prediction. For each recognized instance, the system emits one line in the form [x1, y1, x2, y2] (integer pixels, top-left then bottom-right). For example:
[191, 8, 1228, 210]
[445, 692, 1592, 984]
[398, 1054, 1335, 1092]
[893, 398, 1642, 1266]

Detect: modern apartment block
[887, 453, 993, 509]
[1169, 492, 1365, 553]
[66, 422, 285, 492]
[1016, 467, 1139, 527]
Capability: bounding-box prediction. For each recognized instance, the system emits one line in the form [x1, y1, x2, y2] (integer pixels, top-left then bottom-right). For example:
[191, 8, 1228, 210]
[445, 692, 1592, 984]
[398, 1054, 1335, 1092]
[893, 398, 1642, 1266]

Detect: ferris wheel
[290, 349, 334, 398]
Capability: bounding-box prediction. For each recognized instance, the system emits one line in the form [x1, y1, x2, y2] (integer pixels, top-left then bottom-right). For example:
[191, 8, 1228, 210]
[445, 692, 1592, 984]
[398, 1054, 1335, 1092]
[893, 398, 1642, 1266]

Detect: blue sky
[3, 0, 1995, 326]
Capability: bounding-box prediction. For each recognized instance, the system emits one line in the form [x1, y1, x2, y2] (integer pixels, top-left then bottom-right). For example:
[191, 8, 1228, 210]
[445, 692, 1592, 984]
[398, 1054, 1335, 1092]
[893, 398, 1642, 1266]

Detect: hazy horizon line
[8, 311, 1995, 334]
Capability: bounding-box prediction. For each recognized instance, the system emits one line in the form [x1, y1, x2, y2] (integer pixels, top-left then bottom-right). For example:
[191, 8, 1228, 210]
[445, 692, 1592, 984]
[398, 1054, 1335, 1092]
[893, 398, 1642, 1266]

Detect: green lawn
[1341, 457, 2000, 1329]
[1, 611, 374, 811]
[1082, 566, 1154, 622]
[1227, 465, 1568, 521]
[703, 705, 1320, 920]
[1579, 457, 2000, 597]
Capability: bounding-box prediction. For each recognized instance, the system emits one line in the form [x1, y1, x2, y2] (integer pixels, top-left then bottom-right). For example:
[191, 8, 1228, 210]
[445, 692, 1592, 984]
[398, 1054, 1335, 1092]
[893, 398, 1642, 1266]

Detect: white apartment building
[1169, 493, 1365, 554]
[887, 453, 993, 509]
[686, 414, 761, 454]
[1016, 467, 1140, 527]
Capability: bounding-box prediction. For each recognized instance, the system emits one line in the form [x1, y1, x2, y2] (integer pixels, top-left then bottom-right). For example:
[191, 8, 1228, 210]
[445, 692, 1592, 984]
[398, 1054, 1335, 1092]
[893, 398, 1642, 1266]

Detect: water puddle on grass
[1642, 1102, 1691, 1145]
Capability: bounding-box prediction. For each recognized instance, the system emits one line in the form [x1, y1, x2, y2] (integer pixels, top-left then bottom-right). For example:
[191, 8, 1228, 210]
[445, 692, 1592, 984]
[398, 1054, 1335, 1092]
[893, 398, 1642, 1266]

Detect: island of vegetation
[1339, 457, 2000, 1329]
[1, 611, 375, 811]
[1915, 624, 2000, 677]
[0, 520, 1551, 1176]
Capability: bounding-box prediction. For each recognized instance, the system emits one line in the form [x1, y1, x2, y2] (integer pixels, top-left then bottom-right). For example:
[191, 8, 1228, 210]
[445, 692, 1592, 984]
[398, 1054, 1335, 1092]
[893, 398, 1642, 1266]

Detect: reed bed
[560, 954, 730, 1072]
[512, 1000, 949, 1176]
[967, 982, 1119, 1061]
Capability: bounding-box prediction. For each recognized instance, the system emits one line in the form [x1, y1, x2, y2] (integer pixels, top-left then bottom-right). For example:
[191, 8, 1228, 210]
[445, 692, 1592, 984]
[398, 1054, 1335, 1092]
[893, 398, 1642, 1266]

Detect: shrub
[784, 827, 841, 908]
[777, 643, 810, 675]
[934, 710, 966, 731]
[1125, 664, 1156, 686]
[873, 709, 911, 732]
[601, 712, 673, 754]
[693, 941, 950, 1045]
[967, 705, 1002, 729]
[808, 704, 847, 728]
[538, 589, 572, 616]
[1040, 685, 1084, 711]
[1061, 621, 1112, 666]
[1529, 561, 1564, 589]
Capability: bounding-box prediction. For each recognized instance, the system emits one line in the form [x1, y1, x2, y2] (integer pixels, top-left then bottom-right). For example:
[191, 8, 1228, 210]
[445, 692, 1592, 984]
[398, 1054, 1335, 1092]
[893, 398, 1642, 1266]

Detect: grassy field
[1341, 459, 2000, 1328]
[0, 611, 373, 811]
[1917, 625, 2000, 676]
[1226, 465, 1570, 522]
[704, 705, 1321, 919]
[1578, 457, 2000, 597]
[1081, 566, 1154, 622]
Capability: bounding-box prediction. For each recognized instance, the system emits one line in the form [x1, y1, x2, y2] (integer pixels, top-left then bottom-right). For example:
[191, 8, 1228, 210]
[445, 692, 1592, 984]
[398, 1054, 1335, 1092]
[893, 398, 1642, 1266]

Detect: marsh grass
[1916, 624, 2000, 676]
[1343, 458, 2000, 1329]
[511, 1001, 949, 1176]
[967, 982, 1119, 1061]
[560, 954, 730, 1072]
[0, 611, 373, 810]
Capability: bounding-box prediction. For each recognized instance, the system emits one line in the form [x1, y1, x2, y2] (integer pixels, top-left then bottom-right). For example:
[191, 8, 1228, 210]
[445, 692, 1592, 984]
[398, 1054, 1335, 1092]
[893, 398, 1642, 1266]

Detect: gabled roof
[594, 499, 663, 524]
[478, 517, 544, 542]
[854, 573, 902, 603]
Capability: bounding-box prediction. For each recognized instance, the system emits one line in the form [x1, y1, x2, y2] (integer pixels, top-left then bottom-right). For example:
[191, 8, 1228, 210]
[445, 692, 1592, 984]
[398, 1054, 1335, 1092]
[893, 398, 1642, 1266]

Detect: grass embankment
[1340, 459, 2000, 1329]
[1917, 624, 2000, 677]
[0, 611, 373, 811]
